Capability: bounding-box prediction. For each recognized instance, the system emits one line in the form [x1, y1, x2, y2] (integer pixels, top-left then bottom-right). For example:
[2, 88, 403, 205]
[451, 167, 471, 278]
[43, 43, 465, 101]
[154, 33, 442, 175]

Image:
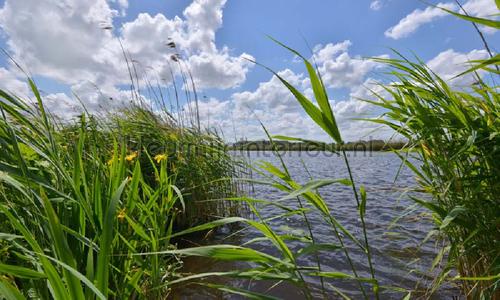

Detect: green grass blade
[169, 217, 247, 238]
[359, 186, 367, 218]
[96, 179, 128, 296]
[134, 245, 292, 267]
[310, 271, 377, 284]
[278, 178, 352, 202]
[42, 255, 106, 300]
[39, 189, 85, 300]
[0, 278, 26, 300]
[0, 263, 46, 279]
[269, 36, 342, 143]
[439, 7, 500, 29]
[247, 220, 295, 262]
[0, 205, 69, 299]
[198, 283, 281, 300]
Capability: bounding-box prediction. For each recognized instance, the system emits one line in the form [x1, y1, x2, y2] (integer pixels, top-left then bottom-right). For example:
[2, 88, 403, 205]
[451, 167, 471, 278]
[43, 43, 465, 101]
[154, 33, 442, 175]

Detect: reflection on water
[173, 152, 461, 299]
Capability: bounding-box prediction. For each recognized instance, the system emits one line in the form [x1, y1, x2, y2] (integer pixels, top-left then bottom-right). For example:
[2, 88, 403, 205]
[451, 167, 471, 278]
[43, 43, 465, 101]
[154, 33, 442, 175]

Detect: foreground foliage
[369, 53, 499, 298]
[366, 7, 500, 298]
[0, 83, 238, 299]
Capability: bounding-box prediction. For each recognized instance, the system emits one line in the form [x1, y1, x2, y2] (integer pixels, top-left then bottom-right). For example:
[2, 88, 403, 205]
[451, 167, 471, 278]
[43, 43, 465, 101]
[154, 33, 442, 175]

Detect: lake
[174, 151, 460, 299]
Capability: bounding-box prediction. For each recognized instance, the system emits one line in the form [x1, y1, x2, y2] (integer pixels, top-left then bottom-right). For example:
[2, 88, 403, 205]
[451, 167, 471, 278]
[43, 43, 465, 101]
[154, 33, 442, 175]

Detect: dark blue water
[175, 151, 461, 299]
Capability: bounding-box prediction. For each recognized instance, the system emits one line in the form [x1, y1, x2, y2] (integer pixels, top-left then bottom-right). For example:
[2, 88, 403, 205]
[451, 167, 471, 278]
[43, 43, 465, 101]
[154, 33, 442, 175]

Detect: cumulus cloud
[462, 0, 498, 17]
[0, 0, 123, 85]
[198, 39, 395, 141]
[187, 49, 254, 89]
[43, 92, 84, 119]
[206, 62, 390, 141]
[0, 67, 30, 96]
[118, 0, 254, 89]
[175, 69, 326, 141]
[110, 0, 128, 16]
[461, 0, 499, 34]
[232, 69, 307, 116]
[427, 48, 489, 86]
[313, 40, 352, 64]
[0, 0, 253, 95]
[385, 0, 498, 40]
[312, 41, 388, 90]
[0, 0, 256, 129]
[225, 46, 493, 142]
[182, 96, 230, 130]
[385, 2, 456, 39]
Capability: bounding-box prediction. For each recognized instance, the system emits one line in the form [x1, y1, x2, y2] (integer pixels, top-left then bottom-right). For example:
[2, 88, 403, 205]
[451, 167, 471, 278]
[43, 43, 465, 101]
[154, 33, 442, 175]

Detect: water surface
[174, 151, 460, 299]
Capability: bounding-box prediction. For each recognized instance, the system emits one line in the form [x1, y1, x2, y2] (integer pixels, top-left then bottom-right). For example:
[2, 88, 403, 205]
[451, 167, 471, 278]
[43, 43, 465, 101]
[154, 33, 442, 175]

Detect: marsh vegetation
[0, 3, 498, 300]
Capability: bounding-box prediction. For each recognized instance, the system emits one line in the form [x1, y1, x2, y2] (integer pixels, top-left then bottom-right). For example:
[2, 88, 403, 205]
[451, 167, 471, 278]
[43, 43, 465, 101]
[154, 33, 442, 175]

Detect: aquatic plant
[363, 7, 500, 298]
[0, 78, 239, 298]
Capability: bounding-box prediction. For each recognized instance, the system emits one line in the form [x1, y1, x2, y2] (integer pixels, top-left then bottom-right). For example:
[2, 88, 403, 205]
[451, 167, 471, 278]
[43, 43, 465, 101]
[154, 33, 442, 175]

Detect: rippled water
[174, 151, 460, 299]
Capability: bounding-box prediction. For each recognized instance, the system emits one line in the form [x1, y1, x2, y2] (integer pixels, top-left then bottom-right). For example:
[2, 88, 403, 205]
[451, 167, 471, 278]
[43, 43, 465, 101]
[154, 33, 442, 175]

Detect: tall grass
[366, 53, 499, 298]
[363, 8, 500, 298]
[0, 77, 240, 298]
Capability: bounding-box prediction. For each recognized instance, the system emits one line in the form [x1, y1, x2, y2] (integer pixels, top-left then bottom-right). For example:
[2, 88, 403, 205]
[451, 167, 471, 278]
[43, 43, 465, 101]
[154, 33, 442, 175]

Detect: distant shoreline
[227, 140, 406, 152]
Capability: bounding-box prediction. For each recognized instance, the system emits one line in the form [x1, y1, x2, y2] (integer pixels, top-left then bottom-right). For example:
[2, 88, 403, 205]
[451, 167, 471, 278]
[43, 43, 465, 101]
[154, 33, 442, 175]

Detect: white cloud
[70, 81, 135, 112]
[119, 0, 254, 89]
[187, 49, 254, 89]
[427, 48, 489, 86]
[0, 0, 253, 96]
[178, 69, 327, 141]
[385, 0, 498, 40]
[43, 92, 83, 119]
[370, 0, 382, 11]
[0, 67, 132, 120]
[0, 0, 123, 85]
[313, 40, 352, 64]
[462, 0, 498, 17]
[182, 96, 230, 130]
[205, 64, 391, 142]
[110, 0, 128, 16]
[204, 40, 395, 141]
[385, 2, 456, 39]
[312, 41, 388, 90]
[461, 0, 499, 34]
[232, 69, 307, 116]
[0, 67, 30, 96]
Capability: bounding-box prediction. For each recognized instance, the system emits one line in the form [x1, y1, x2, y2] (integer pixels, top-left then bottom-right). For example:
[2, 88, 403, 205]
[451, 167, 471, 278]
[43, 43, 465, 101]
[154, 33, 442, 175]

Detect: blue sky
[0, 0, 498, 141]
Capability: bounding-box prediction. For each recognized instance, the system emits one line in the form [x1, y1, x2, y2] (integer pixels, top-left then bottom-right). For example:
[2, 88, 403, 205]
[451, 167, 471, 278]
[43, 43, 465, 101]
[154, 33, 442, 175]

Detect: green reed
[362, 7, 500, 298]
[366, 56, 499, 297]
[0, 78, 239, 299]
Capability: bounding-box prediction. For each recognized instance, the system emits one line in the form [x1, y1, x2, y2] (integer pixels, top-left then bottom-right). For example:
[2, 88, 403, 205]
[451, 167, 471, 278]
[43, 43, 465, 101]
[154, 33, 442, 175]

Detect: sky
[0, 0, 498, 142]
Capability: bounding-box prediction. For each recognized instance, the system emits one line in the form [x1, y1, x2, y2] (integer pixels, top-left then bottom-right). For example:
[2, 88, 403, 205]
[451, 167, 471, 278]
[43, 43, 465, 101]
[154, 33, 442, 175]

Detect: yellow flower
[117, 208, 126, 221]
[154, 154, 167, 163]
[125, 151, 138, 162]
[107, 157, 114, 166]
[169, 132, 178, 141]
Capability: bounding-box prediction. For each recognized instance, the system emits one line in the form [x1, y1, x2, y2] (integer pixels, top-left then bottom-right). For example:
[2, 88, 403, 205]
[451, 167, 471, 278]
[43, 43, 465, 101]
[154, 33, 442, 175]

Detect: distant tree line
[228, 139, 406, 152]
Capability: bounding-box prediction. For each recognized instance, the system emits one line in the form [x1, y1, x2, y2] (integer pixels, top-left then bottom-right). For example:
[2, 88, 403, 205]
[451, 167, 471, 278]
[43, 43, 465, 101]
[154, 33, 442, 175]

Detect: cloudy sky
[0, 0, 497, 141]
